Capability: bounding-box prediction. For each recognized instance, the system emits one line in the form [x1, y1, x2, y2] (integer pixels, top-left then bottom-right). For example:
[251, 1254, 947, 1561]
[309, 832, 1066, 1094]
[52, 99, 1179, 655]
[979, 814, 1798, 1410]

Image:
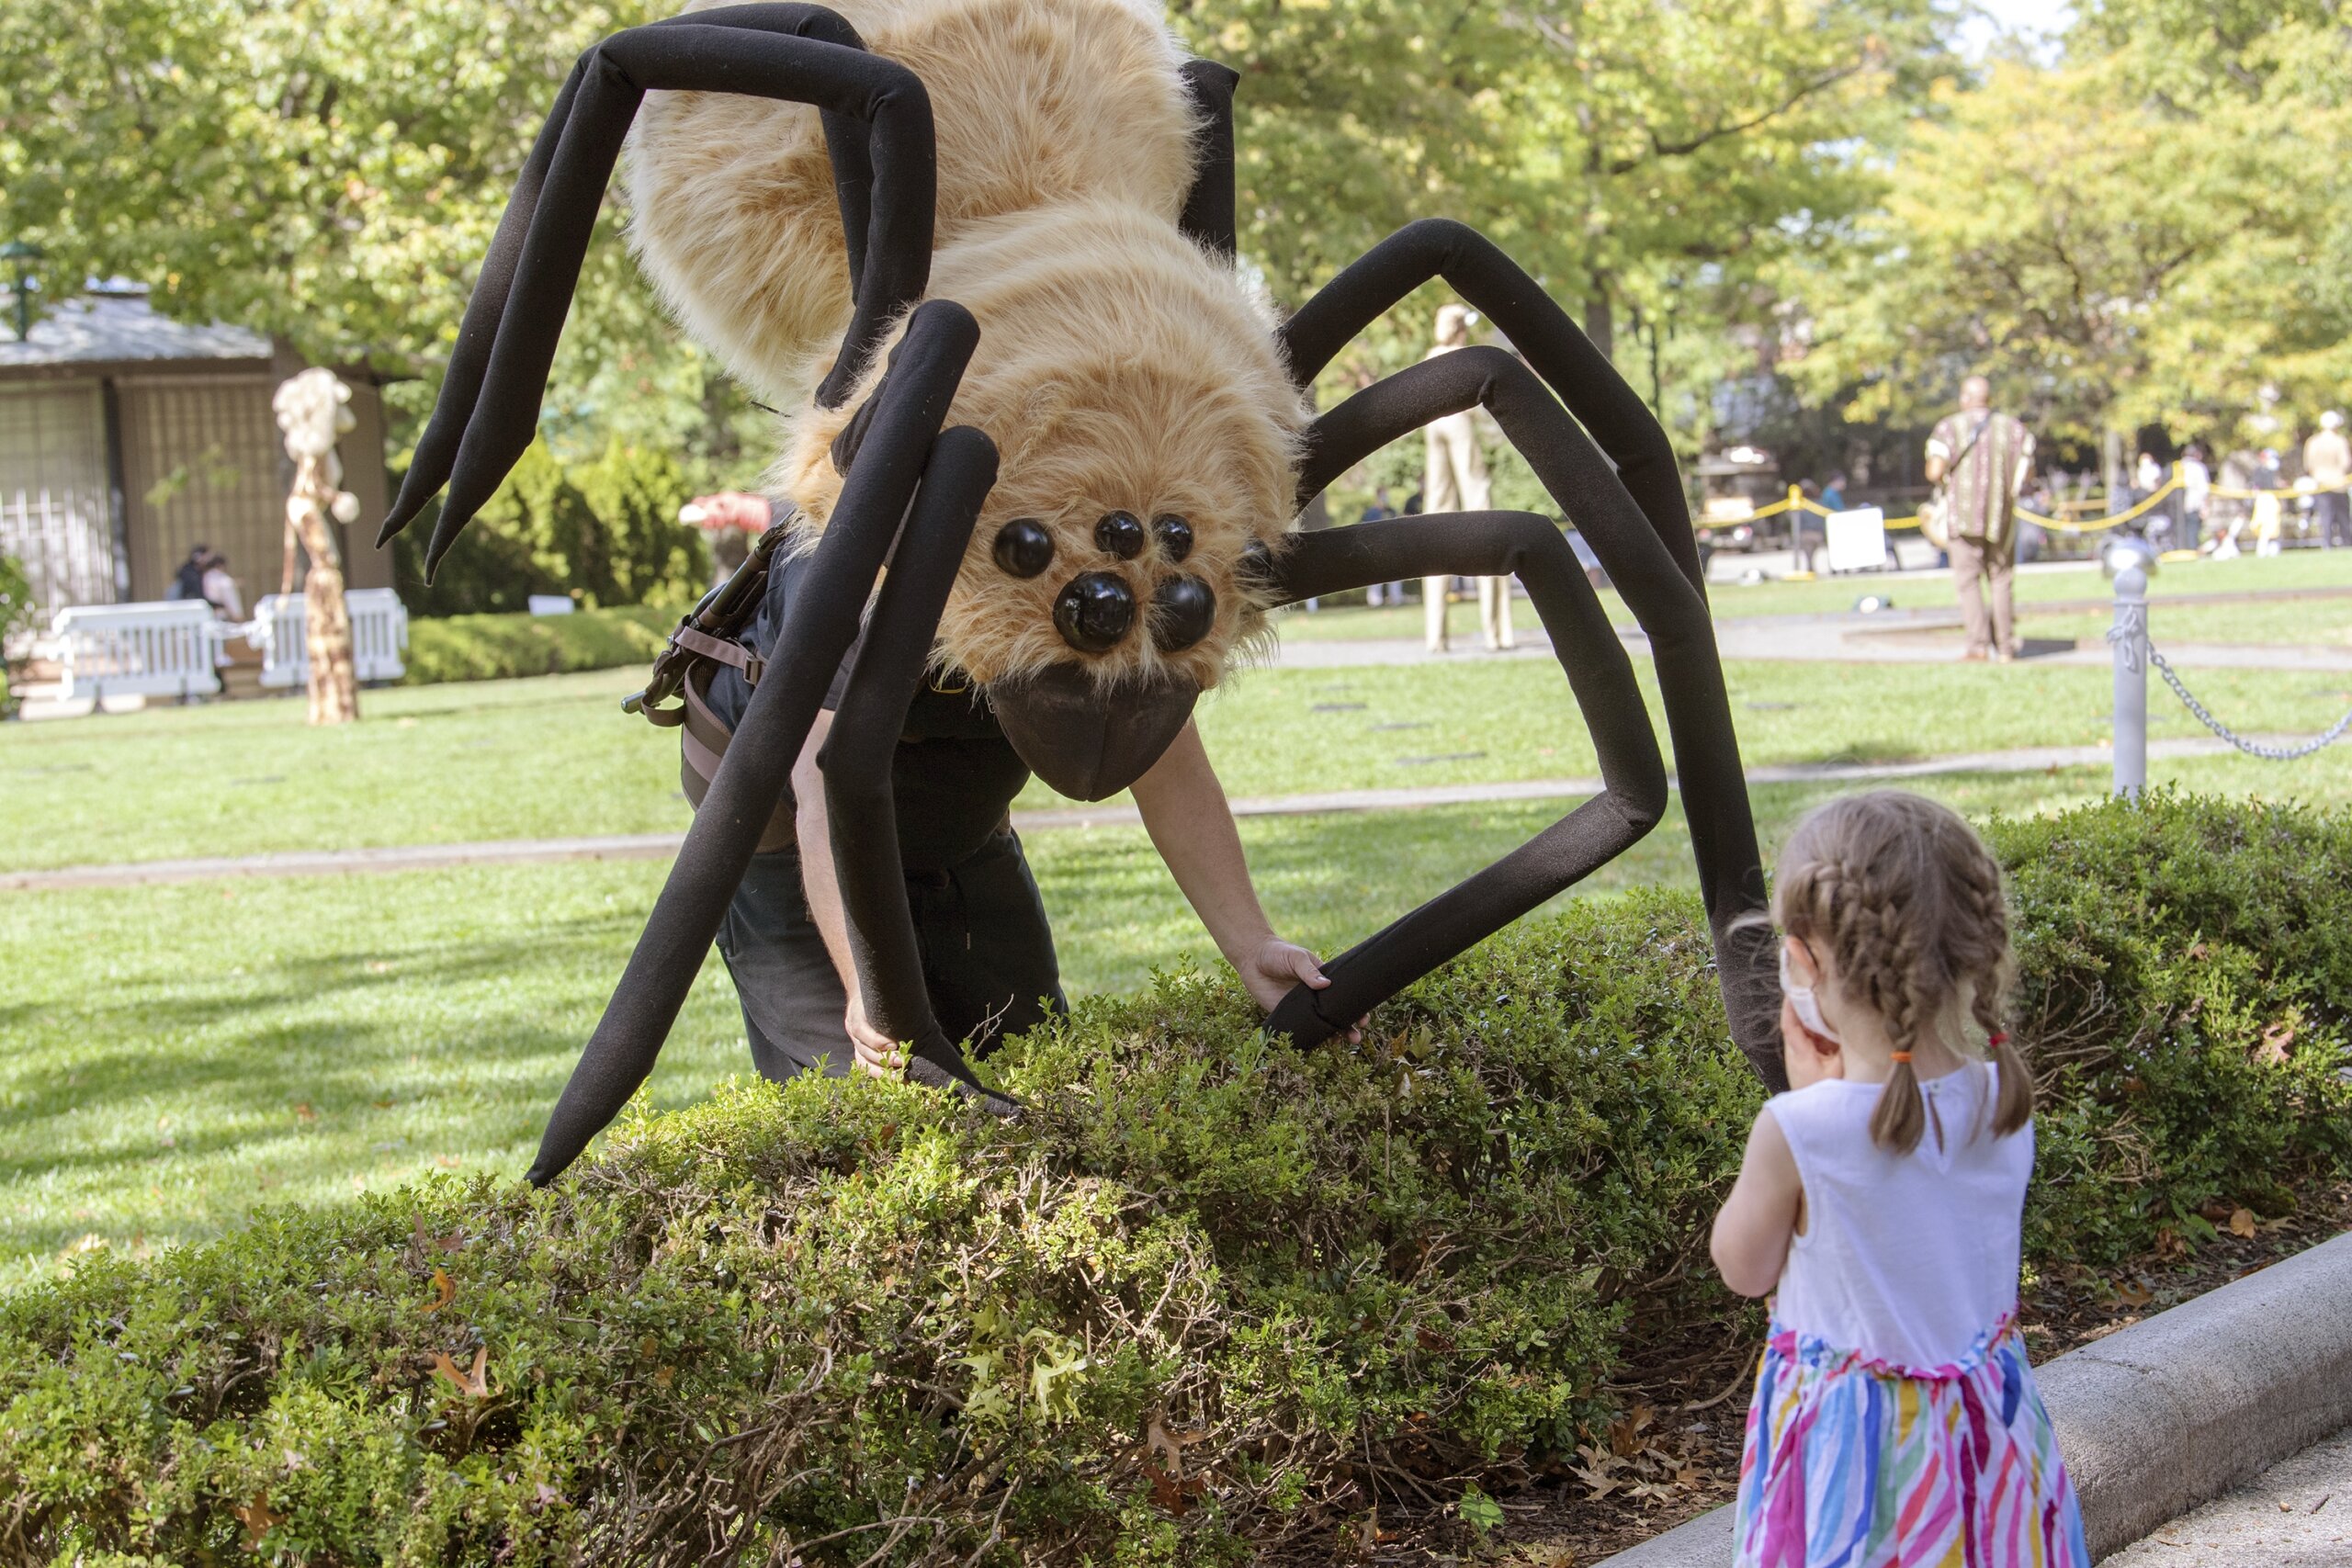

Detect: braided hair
[1770, 791, 2032, 1153]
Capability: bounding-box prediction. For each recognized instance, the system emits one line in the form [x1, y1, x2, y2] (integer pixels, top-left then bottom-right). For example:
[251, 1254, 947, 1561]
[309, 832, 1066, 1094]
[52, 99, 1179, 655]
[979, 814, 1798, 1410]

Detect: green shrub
[401, 604, 673, 685]
[1990, 791, 2352, 1261]
[394, 441, 709, 617]
[2, 795, 2346, 1564]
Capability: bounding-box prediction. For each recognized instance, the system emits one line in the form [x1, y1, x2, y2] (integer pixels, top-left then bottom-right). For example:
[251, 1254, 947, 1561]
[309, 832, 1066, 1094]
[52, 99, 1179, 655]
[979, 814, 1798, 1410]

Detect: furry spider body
[634, 0, 1303, 709]
[379, 0, 1779, 1184]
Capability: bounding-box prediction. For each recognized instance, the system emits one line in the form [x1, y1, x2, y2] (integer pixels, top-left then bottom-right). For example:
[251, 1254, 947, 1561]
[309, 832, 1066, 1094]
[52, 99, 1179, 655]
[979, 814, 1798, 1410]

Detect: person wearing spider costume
[694, 527, 1351, 1085]
[378, 0, 1781, 1187]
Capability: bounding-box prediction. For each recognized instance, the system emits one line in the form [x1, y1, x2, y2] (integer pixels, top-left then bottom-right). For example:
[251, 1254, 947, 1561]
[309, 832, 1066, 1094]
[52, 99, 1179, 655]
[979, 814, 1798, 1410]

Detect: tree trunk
[1585, 283, 1615, 361]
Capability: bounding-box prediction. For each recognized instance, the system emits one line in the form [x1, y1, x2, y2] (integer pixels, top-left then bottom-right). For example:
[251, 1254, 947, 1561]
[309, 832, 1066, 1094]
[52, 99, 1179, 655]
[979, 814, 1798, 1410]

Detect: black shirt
[703, 548, 1034, 872]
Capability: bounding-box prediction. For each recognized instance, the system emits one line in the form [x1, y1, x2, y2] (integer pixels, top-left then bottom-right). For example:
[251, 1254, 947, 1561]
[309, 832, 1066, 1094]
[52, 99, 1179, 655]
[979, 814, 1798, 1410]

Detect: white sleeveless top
[1767, 1063, 2032, 1371]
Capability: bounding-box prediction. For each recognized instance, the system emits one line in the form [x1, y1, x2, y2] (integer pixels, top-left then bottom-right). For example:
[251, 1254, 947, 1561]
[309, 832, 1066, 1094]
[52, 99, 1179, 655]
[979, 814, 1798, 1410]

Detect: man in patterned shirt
[1926, 376, 2036, 661]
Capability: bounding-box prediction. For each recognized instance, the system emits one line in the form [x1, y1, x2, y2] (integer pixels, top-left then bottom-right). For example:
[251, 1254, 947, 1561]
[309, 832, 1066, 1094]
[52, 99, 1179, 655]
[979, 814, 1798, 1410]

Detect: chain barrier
[1737, 466, 2350, 537]
[2107, 611, 2352, 762]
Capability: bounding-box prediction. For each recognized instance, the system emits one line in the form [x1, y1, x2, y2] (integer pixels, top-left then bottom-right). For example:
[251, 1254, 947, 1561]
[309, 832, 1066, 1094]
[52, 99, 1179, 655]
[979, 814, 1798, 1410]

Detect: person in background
[2211, 449, 2256, 558]
[2304, 412, 2351, 548]
[1925, 375, 2034, 662]
[1819, 471, 1848, 512]
[1792, 479, 1825, 574]
[683, 491, 775, 586]
[1713, 791, 2086, 1568]
[2132, 450, 2169, 547]
[2255, 448, 2287, 555]
[1357, 486, 1403, 606]
[166, 544, 210, 603]
[2179, 443, 2211, 552]
[198, 550, 243, 621]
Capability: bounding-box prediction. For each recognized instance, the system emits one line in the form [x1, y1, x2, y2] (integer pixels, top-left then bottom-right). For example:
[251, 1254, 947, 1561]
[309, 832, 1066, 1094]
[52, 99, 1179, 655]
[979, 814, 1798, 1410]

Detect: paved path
[2, 737, 2256, 891]
[1274, 611, 2352, 671]
[2103, 1422, 2351, 1566]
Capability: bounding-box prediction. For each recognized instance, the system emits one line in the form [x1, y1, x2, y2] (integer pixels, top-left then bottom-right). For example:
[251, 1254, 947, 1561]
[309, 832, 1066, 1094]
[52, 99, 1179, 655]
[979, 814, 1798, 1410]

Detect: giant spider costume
[379, 0, 1780, 1185]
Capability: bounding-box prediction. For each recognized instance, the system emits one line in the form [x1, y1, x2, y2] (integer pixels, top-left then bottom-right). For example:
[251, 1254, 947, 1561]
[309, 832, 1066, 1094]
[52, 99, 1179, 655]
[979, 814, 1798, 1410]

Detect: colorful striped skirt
[1733, 1314, 2088, 1567]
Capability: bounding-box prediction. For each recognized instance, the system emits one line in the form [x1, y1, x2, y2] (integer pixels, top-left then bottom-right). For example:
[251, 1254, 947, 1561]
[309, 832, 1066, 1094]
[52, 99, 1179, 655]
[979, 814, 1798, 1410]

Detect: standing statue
[273, 367, 362, 726]
[1422, 303, 1513, 653]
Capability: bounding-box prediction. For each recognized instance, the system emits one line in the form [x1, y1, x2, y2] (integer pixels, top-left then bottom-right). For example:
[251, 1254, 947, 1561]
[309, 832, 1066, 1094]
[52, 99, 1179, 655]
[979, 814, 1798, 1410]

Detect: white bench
[247, 589, 410, 688]
[45, 601, 225, 702]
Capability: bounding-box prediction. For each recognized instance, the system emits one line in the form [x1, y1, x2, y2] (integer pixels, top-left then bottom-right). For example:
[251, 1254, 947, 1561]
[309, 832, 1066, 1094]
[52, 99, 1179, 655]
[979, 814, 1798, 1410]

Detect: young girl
[1711, 792, 2087, 1567]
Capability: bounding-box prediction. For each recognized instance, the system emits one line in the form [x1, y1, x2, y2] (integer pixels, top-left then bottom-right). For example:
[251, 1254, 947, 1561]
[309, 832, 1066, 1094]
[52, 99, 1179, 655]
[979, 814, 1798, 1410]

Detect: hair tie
[1988, 1032, 2010, 1048]
[1889, 1051, 1914, 1065]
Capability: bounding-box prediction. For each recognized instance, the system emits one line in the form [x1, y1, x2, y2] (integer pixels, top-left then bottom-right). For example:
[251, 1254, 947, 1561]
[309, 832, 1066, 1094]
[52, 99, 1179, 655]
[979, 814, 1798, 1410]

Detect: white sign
[1825, 507, 1888, 574]
[527, 594, 577, 616]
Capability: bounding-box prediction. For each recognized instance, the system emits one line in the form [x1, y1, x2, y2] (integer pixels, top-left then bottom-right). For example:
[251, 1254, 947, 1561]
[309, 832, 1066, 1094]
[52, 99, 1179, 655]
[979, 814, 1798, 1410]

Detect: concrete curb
[1600, 1229, 2352, 1564]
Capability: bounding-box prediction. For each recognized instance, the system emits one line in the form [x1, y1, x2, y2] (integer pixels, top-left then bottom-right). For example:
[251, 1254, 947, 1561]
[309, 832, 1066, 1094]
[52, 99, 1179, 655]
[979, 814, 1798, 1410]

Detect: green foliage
[1991, 790, 2352, 1260]
[1789, 6, 2352, 448]
[4, 795, 2347, 1562]
[0, 550, 37, 717]
[400, 604, 673, 686]
[395, 440, 707, 617]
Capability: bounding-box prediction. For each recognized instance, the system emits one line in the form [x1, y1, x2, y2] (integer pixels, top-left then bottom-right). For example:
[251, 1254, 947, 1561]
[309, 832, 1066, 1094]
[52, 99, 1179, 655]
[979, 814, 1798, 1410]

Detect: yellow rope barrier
[1724, 465, 2349, 538]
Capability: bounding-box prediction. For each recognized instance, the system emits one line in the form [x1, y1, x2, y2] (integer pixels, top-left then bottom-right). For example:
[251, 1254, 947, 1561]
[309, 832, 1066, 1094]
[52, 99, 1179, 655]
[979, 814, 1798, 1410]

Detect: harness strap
[679, 664, 798, 854]
[672, 624, 764, 685]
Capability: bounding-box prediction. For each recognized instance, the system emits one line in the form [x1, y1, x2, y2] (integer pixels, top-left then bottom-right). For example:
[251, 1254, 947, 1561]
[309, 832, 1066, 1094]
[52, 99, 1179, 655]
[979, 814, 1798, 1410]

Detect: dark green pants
[713, 829, 1067, 1081]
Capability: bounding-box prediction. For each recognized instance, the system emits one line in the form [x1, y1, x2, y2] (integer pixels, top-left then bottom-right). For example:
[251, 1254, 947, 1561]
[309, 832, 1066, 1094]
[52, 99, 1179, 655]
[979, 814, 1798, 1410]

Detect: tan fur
[626, 0, 1306, 689]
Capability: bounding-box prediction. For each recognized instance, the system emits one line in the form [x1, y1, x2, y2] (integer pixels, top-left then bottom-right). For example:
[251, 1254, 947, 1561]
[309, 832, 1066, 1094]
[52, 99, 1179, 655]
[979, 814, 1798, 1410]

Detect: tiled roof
[0, 289, 269, 370]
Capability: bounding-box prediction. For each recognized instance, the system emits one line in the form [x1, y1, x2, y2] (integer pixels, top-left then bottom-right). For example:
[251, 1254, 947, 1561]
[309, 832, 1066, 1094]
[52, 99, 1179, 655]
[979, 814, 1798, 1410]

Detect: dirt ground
[1279, 1180, 2352, 1566]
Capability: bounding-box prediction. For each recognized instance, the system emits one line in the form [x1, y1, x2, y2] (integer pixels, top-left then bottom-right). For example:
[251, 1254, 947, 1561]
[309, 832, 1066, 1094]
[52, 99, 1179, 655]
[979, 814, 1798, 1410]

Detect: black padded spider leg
[410, 12, 937, 576]
[1282, 218, 1700, 592]
[1176, 59, 1239, 262]
[1296, 347, 1781, 1086]
[1260, 512, 1667, 1044]
[526, 301, 979, 1187]
[819, 424, 1016, 1110]
[377, 53, 587, 548]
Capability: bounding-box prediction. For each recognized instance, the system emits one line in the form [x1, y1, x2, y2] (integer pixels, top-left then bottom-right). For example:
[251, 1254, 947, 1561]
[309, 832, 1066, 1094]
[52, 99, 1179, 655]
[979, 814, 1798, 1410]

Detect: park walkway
[3, 736, 2256, 890]
[2102, 1423, 2351, 1566]
[1276, 605, 2352, 671]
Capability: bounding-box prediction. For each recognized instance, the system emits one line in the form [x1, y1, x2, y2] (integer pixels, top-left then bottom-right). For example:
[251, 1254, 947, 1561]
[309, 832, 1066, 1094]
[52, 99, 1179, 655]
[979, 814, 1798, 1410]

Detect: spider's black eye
[1094, 511, 1146, 559]
[1238, 537, 1273, 584]
[993, 518, 1054, 578]
[1151, 576, 1216, 652]
[1054, 571, 1136, 652]
[1151, 514, 1193, 562]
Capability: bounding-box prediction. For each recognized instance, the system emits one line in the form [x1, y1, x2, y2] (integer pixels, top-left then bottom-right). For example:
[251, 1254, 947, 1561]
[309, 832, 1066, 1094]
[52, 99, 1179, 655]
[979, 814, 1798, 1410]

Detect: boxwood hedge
[3, 793, 2346, 1565]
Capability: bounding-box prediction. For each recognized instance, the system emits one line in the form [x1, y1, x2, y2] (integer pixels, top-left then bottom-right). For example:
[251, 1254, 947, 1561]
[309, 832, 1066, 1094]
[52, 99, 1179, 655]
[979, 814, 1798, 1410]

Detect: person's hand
[1781, 996, 1844, 1091]
[1239, 937, 1363, 1043]
[683, 491, 771, 534]
[843, 988, 905, 1079]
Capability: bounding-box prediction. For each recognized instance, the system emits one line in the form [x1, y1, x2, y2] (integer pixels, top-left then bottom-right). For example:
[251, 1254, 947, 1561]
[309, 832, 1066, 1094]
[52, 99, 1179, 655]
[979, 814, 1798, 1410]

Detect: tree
[1786, 5, 2352, 459]
[0, 0, 767, 482]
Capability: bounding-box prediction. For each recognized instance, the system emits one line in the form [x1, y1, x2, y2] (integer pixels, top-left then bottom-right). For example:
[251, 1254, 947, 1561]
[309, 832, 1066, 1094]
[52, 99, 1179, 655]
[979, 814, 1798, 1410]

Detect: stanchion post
[2112, 563, 2148, 798]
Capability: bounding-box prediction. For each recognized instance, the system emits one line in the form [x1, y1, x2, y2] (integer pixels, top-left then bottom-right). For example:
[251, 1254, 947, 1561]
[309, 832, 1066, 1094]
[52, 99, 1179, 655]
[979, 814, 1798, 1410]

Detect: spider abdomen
[629, 0, 1196, 408]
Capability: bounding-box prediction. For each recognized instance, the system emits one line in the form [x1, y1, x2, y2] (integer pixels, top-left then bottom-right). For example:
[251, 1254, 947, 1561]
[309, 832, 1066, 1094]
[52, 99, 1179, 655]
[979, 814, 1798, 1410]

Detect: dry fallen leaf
[653, 1365, 674, 1390]
[2230, 1208, 2257, 1239]
[292, 1103, 318, 1123]
[232, 1493, 281, 1548]
[2115, 1279, 2154, 1308]
[431, 1346, 489, 1399]
[422, 1266, 454, 1314]
[2257, 1021, 2296, 1066]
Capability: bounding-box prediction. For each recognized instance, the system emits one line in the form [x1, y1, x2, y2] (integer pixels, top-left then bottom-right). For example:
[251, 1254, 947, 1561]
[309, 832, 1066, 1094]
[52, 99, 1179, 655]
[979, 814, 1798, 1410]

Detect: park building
[0, 281, 394, 622]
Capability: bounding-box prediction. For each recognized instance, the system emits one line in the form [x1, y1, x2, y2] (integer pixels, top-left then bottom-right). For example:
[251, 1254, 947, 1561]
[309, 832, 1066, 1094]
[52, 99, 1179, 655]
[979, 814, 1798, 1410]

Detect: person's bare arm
[1130, 720, 1357, 1033]
[1710, 1109, 1804, 1297]
[791, 708, 900, 1074]
[1925, 454, 1948, 486]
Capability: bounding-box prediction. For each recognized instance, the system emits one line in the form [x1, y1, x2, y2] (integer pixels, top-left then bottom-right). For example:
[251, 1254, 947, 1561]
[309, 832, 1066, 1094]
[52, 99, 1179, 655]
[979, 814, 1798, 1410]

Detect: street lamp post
[0, 241, 43, 342]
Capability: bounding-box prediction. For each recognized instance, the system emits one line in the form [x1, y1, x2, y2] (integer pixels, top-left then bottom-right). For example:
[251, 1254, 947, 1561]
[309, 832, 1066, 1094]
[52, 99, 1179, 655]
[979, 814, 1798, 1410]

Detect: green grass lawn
[1274, 548, 2352, 640]
[12, 656, 2351, 871]
[5, 753, 2343, 1288]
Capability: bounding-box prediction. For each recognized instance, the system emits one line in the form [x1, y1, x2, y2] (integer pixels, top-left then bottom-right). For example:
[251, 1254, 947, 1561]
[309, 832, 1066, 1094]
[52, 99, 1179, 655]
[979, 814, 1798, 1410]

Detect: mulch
[1283, 1179, 2352, 1566]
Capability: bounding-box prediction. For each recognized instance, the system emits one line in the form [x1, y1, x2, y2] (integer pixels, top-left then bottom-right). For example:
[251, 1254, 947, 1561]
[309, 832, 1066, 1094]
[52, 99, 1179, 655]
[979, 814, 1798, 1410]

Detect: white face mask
[1780, 941, 1842, 1045]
